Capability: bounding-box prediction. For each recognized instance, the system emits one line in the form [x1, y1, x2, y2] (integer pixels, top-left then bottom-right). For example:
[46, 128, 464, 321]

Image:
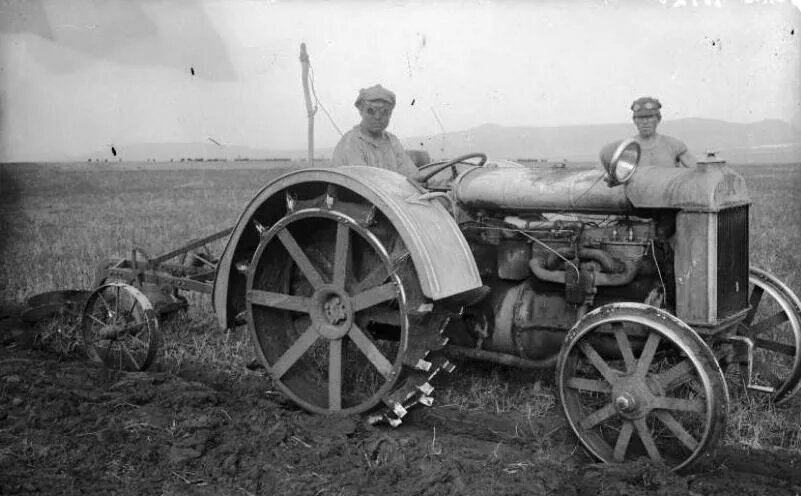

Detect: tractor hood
[452, 162, 750, 214]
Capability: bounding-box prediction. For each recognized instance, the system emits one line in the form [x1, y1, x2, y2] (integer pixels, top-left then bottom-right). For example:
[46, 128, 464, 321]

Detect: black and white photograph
[1, 0, 800, 494]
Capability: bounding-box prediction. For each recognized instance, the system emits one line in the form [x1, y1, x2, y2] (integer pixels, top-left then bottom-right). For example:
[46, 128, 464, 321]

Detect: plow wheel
[558, 303, 727, 471]
[80, 282, 161, 371]
[246, 202, 448, 422]
[722, 267, 801, 405]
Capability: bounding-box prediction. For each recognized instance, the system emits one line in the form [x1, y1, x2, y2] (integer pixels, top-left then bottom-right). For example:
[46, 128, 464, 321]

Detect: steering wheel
[413, 152, 488, 185]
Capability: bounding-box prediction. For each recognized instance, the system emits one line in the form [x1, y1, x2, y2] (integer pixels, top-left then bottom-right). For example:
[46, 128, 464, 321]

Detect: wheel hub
[311, 285, 354, 340]
[324, 295, 348, 325]
[611, 375, 658, 419]
[614, 392, 638, 413]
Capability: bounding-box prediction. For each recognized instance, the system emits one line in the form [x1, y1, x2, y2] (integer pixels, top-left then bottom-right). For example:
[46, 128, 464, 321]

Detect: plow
[19, 140, 801, 471]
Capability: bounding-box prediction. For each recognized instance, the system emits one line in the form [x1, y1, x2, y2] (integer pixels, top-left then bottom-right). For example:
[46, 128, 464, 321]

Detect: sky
[0, 0, 799, 161]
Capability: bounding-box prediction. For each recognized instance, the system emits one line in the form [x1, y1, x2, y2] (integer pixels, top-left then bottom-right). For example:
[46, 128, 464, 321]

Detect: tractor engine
[443, 154, 751, 367]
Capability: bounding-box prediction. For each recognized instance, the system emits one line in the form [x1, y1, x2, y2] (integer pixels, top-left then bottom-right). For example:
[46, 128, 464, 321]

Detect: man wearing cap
[630, 97, 696, 168]
[331, 84, 418, 176]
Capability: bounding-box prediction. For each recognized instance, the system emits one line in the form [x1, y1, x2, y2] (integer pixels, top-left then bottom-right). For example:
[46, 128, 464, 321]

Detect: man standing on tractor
[629, 96, 696, 168]
[331, 84, 418, 176]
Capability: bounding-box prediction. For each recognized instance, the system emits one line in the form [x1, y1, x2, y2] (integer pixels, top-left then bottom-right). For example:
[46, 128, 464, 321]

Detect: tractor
[82, 140, 801, 471]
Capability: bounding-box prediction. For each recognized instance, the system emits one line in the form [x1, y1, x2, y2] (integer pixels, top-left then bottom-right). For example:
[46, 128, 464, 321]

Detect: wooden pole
[299, 43, 314, 166]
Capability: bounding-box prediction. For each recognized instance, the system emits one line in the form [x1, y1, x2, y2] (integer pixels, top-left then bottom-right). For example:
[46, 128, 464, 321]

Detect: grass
[2, 160, 801, 455]
[0, 164, 290, 299]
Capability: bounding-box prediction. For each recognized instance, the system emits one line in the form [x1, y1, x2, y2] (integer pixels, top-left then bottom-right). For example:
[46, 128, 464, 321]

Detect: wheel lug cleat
[252, 219, 267, 236]
[415, 359, 432, 372]
[417, 382, 434, 396]
[391, 402, 408, 418]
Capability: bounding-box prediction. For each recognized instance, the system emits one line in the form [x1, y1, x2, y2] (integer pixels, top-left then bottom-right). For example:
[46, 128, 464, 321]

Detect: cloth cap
[355, 84, 396, 108]
[631, 97, 661, 117]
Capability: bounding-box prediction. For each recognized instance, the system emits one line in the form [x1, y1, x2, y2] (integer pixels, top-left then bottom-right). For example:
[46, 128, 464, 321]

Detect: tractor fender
[212, 166, 482, 330]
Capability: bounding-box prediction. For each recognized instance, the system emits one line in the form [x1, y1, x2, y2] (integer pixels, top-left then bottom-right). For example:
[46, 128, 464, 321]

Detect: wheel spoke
[613, 421, 635, 462]
[247, 289, 312, 314]
[352, 264, 388, 294]
[635, 333, 661, 377]
[122, 347, 141, 370]
[747, 311, 790, 338]
[754, 337, 796, 356]
[652, 396, 705, 413]
[127, 296, 138, 316]
[97, 294, 112, 311]
[613, 325, 636, 373]
[97, 294, 115, 321]
[634, 417, 663, 463]
[114, 285, 120, 318]
[332, 223, 350, 289]
[118, 321, 147, 335]
[654, 411, 699, 451]
[744, 285, 764, 325]
[115, 342, 124, 371]
[579, 341, 618, 384]
[352, 282, 397, 312]
[87, 312, 108, 328]
[579, 403, 617, 430]
[277, 229, 325, 290]
[656, 359, 695, 392]
[128, 332, 149, 352]
[347, 325, 393, 379]
[271, 324, 320, 379]
[328, 339, 342, 411]
[565, 377, 612, 394]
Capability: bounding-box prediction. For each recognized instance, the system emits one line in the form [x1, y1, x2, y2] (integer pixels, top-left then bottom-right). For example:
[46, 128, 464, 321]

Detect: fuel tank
[452, 163, 750, 214]
[453, 167, 629, 213]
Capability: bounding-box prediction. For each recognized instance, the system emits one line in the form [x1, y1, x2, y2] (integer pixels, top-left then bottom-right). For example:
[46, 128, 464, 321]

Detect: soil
[2, 325, 801, 495]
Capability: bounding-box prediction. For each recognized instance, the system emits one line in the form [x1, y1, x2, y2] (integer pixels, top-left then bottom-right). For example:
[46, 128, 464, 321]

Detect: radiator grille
[717, 205, 749, 318]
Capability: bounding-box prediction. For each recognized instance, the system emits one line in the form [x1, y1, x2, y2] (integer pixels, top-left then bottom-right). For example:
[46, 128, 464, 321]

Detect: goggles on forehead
[631, 101, 660, 112]
[363, 102, 392, 117]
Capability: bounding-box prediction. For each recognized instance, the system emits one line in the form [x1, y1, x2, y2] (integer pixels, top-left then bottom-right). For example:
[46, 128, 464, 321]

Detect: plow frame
[94, 227, 234, 298]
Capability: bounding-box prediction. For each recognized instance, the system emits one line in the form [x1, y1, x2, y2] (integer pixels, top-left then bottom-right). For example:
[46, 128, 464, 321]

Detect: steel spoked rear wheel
[246, 207, 413, 416]
[558, 303, 727, 471]
[81, 282, 161, 371]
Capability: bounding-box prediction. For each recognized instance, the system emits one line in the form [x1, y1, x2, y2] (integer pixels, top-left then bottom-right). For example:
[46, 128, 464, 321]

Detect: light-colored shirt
[331, 126, 417, 176]
[634, 134, 689, 168]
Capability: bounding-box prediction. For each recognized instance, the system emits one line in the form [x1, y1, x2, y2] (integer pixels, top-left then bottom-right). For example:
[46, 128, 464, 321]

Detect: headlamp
[601, 138, 641, 187]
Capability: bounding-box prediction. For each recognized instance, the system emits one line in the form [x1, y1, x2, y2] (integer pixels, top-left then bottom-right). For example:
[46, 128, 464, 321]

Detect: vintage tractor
[82, 140, 801, 471]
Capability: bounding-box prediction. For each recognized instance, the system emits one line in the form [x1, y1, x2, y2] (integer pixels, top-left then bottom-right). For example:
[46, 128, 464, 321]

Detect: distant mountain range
[72, 118, 800, 164]
[402, 118, 801, 164]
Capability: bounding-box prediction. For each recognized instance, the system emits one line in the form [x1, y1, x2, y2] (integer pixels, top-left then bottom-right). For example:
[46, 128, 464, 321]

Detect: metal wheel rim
[246, 207, 409, 415]
[80, 282, 160, 371]
[558, 303, 727, 471]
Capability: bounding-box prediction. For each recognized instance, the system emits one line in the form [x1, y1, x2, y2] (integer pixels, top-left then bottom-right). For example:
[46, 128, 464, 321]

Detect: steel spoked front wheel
[80, 282, 161, 371]
[558, 303, 728, 471]
[726, 267, 801, 405]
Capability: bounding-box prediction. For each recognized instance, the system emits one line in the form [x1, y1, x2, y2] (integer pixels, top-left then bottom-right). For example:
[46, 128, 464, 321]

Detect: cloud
[0, 0, 236, 81]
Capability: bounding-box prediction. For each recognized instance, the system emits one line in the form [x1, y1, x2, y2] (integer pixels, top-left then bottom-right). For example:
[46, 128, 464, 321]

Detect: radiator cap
[697, 151, 726, 170]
